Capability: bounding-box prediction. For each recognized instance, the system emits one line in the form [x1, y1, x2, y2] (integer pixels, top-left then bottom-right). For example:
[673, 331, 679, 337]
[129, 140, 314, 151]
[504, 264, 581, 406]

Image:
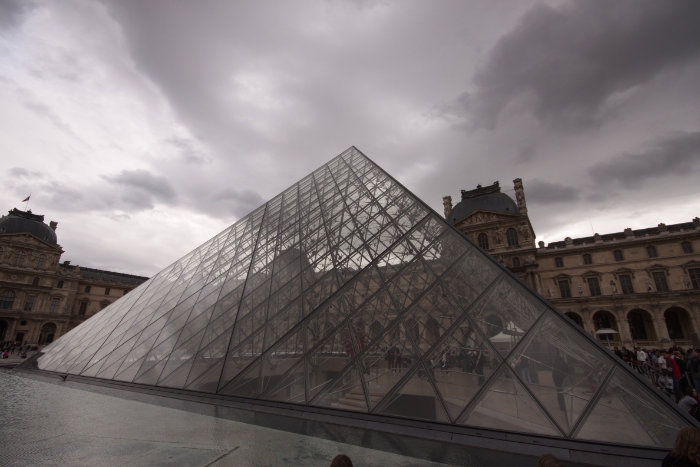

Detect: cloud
[165, 137, 211, 165]
[441, 1, 700, 130]
[8, 167, 43, 178]
[207, 187, 265, 218]
[588, 130, 700, 188]
[525, 179, 579, 205]
[102, 169, 178, 209]
[0, 0, 34, 30]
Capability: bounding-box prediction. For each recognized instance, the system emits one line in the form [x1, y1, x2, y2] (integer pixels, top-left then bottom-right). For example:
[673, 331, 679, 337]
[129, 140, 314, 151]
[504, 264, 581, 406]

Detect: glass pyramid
[34, 147, 693, 447]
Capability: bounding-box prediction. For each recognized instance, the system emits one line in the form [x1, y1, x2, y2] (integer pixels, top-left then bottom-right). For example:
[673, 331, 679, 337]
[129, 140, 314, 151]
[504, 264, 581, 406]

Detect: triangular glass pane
[468, 277, 545, 357]
[440, 249, 500, 312]
[507, 310, 613, 435]
[401, 283, 462, 355]
[306, 323, 355, 401]
[459, 365, 561, 436]
[376, 362, 450, 422]
[184, 331, 231, 388]
[424, 317, 501, 421]
[219, 359, 261, 398]
[574, 367, 688, 447]
[185, 359, 225, 393]
[218, 327, 265, 390]
[261, 360, 306, 404]
[260, 327, 305, 395]
[358, 320, 420, 410]
[310, 361, 368, 412]
[385, 257, 436, 312]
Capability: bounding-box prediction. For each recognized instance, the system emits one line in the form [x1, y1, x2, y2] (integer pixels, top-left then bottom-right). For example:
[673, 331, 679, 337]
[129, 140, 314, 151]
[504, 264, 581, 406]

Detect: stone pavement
[0, 370, 451, 467]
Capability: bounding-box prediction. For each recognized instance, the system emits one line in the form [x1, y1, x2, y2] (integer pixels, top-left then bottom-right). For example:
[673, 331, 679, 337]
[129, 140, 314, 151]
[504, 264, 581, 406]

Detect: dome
[0, 209, 57, 244]
[449, 182, 518, 225]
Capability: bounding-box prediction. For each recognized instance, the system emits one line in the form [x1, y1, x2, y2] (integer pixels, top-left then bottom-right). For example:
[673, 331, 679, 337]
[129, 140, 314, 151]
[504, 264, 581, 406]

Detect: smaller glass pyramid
[34, 147, 694, 448]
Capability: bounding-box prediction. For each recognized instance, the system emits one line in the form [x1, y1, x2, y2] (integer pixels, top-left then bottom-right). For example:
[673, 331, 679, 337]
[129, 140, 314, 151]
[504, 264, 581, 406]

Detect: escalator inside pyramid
[32, 147, 693, 448]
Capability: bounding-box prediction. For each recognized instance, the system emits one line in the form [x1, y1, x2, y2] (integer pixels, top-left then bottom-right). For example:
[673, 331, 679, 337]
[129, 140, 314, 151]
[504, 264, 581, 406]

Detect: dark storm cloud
[0, 0, 34, 29]
[102, 169, 178, 208]
[525, 179, 579, 205]
[442, 0, 700, 130]
[588, 130, 700, 189]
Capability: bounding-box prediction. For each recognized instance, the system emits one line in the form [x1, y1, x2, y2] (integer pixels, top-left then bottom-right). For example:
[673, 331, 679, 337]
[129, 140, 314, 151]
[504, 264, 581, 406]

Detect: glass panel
[260, 327, 305, 395]
[401, 283, 462, 355]
[306, 324, 354, 401]
[347, 289, 398, 349]
[218, 327, 266, 390]
[261, 360, 306, 404]
[185, 359, 225, 393]
[376, 363, 449, 422]
[468, 277, 545, 358]
[424, 316, 501, 421]
[440, 250, 500, 312]
[574, 367, 688, 447]
[459, 365, 561, 436]
[386, 258, 436, 312]
[219, 359, 261, 398]
[310, 361, 368, 412]
[358, 320, 420, 410]
[508, 310, 613, 434]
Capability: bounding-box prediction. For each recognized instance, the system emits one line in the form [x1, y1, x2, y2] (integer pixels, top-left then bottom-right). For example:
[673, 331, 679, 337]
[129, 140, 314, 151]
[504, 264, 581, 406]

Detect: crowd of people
[612, 345, 700, 420]
[0, 340, 36, 359]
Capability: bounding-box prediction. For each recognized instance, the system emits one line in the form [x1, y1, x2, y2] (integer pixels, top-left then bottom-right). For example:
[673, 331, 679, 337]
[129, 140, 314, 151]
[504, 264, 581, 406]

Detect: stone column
[614, 309, 633, 346]
[7, 318, 18, 342]
[652, 314, 671, 346]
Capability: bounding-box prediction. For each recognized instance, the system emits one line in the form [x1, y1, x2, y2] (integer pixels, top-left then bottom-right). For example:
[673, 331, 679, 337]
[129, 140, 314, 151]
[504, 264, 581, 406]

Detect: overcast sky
[1, 0, 699, 277]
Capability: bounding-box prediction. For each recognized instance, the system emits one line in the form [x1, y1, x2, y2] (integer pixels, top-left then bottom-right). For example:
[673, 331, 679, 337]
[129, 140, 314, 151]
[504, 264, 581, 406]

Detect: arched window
[32, 277, 40, 286]
[646, 245, 657, 258]
[512, 257, 520, 268]
[613, 250, 624, 261]
[506, 228, 518, 246]
[555, 257, 564, 268]
[0, 290, 15, 310]
[13, 250, 25, 266]
[681, 242, 693, 254]
[583, 253, 592, 265]
[35, 254, 46, 269]
[477, 233, 489, 250]
[100, 301, 109, 310]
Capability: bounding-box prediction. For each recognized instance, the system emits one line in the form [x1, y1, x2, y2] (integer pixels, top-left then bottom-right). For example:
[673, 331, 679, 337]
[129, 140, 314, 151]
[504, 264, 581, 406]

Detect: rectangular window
[690, 268, 700, 290]
[78, 301, 87, 315]
[587, 277, 601, 296]
[613, 250, 624, 261]
[56, 281, 64, 289]
[24, 295, 36, 311]
[583, 254, 592, 265]
[49, 298, 59, 313]
[558, 280, 571, 298]
[104, 288, 110, 296]
[85, 285, 91, 293]
[619, 275, 634, 294]
[682, 242, 693, 254]
[652, 271, 669, 292]
[555, 257, 564, 268]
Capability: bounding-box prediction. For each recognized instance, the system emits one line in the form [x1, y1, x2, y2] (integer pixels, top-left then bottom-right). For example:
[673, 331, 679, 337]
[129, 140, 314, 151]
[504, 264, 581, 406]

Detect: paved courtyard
[0, 370, 450, 467]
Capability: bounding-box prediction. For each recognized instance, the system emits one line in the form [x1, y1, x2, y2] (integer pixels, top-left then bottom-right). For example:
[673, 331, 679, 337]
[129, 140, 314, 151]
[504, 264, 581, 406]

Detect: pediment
[454, 209, 519, 227]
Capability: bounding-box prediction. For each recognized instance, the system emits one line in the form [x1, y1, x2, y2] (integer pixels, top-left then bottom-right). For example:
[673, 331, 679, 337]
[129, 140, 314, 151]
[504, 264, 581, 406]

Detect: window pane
[689, 268, 700, 290]
[619, 275, 634, 294]
[652, 271, 669, 292]
[558, 280, 571, 298]
[587, 278, 601, 296]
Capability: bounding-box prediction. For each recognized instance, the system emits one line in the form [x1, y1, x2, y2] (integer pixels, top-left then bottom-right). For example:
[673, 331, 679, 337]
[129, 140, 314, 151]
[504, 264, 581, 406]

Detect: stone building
[0, 208, 148, 346]
[444, 181, 700, 349]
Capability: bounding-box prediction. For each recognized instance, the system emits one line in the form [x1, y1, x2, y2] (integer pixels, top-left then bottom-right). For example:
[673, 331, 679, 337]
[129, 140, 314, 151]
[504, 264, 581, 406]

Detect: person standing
[688, 350, 700, 394]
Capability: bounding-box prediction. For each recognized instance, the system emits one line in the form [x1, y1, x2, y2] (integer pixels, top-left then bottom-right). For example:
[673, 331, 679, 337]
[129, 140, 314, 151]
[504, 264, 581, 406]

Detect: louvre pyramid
[35, 147, 692, 447]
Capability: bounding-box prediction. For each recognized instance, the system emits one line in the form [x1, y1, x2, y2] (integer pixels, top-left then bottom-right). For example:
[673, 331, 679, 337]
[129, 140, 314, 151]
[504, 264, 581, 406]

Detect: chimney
[49, 221, 58, 231]
[513, 178, 527, 215]
[63, 260, 71, 266]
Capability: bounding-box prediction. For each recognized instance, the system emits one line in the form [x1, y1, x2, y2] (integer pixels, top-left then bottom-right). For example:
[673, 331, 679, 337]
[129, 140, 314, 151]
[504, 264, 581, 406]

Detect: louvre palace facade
[0, 208, 149, 346]
[443, 181, 700, 350]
